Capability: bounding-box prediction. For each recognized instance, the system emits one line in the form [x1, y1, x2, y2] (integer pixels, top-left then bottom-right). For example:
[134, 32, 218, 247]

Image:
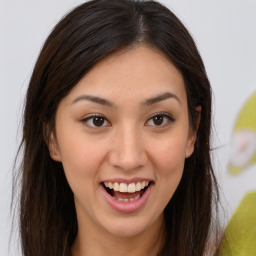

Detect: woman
[15, 0, 220, 255]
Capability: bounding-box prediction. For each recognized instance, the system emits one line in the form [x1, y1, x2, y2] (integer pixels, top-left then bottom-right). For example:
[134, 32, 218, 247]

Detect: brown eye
[153, 116, 164, 126]
[93, 116, 105, 126]
[146, 113, 174, 127]
[82, 115, 110, 128]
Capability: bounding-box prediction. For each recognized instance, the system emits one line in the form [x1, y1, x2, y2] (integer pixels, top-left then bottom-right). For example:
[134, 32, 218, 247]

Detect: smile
[101, 180, 153, 213]
[104, 181, 150, 202]
[104, 181, 149, 192]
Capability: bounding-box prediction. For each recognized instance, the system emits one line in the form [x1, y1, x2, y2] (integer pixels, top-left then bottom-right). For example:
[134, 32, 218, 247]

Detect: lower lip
[101, 184, 152, 213]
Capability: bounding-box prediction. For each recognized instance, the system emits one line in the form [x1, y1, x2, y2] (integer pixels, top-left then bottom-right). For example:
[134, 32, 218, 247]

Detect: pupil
[93, 117, 104, 126]
[153, 116, 163, 125]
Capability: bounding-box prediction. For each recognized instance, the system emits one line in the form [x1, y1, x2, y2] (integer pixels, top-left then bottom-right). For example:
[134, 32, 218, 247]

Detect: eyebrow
[72, 95, 116, 107]
[72, 92, 181, 107]
[141, 92, 181, 106]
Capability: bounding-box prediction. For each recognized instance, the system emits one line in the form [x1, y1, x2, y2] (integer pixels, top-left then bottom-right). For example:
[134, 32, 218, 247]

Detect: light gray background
[1, 0, 256, 255]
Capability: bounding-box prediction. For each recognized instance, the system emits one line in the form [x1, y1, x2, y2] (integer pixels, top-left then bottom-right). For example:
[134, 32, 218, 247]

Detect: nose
[108, 126, 148, 171]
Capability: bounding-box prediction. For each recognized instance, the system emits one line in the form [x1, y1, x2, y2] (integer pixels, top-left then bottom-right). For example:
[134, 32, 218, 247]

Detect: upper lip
[101, 178, 154, 184]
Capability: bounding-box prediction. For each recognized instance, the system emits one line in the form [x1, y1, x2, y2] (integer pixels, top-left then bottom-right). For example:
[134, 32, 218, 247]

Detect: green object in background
[220, 191, 256, 256]
[229, 152, 256, 175]
[229, 92, 256, 175]
[234, 92, 256, 132]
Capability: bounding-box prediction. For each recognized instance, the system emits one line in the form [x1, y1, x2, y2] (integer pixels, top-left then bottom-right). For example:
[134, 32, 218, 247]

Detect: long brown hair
[14, 0, 220, 255]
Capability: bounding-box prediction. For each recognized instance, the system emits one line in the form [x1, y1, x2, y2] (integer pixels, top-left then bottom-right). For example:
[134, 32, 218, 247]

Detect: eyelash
[146, 112, 175, 127]
[81, 112, 175, 129]
[81, 114, 110, 128]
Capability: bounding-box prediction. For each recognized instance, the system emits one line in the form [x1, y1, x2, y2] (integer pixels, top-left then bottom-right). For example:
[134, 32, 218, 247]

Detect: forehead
[64, 45, 186, 106]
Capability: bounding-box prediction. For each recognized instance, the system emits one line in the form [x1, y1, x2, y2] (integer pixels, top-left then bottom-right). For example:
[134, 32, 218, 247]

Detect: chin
[102, 213, 162, 239]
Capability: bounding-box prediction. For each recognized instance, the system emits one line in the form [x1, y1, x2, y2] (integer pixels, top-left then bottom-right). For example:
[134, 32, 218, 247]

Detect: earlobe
[185, 130, 196, 158]
[185, 106, 201, 158]
[43, 123, 62, 162]
[49, 132, 62, 162]
[43, 124, 61, 162]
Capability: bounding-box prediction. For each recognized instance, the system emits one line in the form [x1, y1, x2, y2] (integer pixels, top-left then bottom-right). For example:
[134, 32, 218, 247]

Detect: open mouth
[102, 181, 153, 202]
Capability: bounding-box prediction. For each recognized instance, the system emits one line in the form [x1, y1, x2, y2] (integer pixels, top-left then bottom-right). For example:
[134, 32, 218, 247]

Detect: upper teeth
[104, 181, 149, 193]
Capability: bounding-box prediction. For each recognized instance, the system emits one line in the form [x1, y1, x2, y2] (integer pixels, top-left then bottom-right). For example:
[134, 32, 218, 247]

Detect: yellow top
[220, 191, 256, 256]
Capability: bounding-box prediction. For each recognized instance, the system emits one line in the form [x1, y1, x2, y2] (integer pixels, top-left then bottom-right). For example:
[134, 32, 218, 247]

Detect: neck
[71, 215, 166, 256]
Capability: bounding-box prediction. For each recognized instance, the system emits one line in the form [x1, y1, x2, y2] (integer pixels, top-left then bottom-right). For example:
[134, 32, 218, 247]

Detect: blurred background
[1, 0, 255, 255]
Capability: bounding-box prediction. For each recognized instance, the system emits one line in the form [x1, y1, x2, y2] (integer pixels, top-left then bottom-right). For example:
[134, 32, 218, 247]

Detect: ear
[48, 132, 62, 162]
[43, 123, 62, 162]
[185, 106, 201, 158]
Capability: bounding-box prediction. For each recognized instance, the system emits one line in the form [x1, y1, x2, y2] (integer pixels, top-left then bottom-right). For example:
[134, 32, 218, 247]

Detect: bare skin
[72, 211, 165, 256]
[50, 45, 199, 256]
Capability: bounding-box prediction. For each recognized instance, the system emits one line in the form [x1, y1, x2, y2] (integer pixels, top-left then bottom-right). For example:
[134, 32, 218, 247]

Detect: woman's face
[50, 46, 197, 238]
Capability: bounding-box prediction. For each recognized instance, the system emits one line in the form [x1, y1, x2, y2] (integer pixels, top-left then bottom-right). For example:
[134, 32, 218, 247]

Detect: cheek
[148, 136, 187, 211]
[151, 136, 188, 176]
[56, 132, 108, 190]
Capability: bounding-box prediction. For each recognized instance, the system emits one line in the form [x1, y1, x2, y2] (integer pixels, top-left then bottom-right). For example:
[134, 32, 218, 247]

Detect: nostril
[107, 142, 148, 170]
